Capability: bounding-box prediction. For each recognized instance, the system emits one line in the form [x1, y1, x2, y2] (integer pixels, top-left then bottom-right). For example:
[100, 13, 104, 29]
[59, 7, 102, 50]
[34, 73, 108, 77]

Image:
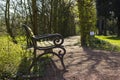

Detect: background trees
[96, 0, 111, 35]
[111, 0, 120, 37]
[96, 0, 120, 37]
[0, 0, 120, 46]
[0, 0, 76, 40]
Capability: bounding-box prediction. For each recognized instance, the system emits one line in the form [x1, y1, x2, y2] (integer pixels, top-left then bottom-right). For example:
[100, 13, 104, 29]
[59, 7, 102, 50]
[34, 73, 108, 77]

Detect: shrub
[0, 36, 31, 79]
[0, 36, 51, 79]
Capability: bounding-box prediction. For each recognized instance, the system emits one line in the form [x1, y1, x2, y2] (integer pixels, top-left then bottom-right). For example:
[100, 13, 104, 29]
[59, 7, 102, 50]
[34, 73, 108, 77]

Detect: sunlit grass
[96, 35, 120, 47]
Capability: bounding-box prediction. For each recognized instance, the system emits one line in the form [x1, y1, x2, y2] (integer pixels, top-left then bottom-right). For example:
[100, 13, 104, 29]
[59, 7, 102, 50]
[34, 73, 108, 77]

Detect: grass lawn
[95, 36, 120, 47]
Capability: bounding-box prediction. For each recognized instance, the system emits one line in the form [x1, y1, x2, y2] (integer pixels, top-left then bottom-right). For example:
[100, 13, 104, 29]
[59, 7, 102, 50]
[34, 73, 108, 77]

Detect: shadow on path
[16, 36, 120, 80]
[16, 57, 66, 80]
[81, 47, 120, 71]
[64, 46, 120, 80]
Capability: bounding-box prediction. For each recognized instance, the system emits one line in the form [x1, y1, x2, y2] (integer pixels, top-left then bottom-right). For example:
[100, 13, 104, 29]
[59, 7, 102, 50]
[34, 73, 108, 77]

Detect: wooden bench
[22, 24, 66, 73]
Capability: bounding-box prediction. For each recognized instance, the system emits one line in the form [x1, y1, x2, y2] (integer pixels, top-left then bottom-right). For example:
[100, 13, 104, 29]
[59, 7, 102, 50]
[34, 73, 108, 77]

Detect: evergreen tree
[77, 0, 96, 47]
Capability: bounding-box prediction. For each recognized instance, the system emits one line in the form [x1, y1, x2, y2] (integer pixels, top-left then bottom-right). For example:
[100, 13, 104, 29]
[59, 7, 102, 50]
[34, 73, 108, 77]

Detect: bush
[0, 36, 31, 79]
[0, 36, 51, 79]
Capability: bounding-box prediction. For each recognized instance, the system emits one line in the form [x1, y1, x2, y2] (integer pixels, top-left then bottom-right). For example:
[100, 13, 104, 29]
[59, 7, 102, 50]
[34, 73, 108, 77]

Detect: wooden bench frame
[22, 24, 66, 73]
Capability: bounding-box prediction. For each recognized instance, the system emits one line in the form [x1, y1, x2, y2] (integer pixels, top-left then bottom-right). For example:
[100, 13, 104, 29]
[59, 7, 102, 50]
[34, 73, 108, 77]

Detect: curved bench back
[22, 24, 34, 48]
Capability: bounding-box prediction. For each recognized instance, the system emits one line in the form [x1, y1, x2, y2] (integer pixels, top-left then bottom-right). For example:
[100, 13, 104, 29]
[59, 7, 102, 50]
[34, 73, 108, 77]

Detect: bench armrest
[32, 33, 64, 46]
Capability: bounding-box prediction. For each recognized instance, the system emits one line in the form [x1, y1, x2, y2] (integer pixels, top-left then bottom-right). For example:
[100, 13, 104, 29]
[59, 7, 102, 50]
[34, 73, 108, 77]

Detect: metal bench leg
[28, 53, 46, 74]
[60, 56, 66, 70]
[51, 47, 66, 70]
[28, 48, 37, 74]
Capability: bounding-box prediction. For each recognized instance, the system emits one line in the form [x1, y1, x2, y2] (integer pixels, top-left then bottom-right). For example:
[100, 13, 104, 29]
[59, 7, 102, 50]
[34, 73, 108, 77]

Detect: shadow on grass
[89, 37, 120, 52]
[105, 36, 120, 40]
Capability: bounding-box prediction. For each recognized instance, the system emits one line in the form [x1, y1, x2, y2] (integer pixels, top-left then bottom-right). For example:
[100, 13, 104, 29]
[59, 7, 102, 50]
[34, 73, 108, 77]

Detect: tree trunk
[5, 0, 17, 43]
[103, 18, 107, 36]
[77, 0, 96, 47]
[97, 17, 103, 35]
[32, 0, 38, 35]
[117, 16, 120, 37]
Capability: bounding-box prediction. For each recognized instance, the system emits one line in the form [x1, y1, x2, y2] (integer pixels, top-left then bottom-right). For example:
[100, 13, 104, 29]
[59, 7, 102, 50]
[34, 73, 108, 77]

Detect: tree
[96, 0, 120, 37]
[5, 0, 17, 43]
[96, 0, 112, 35]
[111, 0, 120, 37]
[77, 0, 96, 47]
[31, 0, 38, 35]
[1, 0, 76, 39]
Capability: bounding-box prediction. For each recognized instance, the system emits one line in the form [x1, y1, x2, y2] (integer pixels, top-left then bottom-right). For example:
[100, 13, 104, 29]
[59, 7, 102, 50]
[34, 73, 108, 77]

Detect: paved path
[63, 36, 120, 80]
[36, 36, 120, 80]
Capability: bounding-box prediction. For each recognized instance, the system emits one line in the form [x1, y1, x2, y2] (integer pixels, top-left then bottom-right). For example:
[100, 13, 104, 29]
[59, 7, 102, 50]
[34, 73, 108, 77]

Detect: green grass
[95, 35, 120, 52]
[96, 36, 120, 47]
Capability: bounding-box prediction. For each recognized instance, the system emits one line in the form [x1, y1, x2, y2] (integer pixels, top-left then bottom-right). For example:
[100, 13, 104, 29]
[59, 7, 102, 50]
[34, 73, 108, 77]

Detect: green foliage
[32, 56, 51, 77]
[76, 24, 80, 35]
[0, 36, 52, 79]
[89, 37, 112, 50]
[0, 36, 31, 79]
[77, 0, 97, 46]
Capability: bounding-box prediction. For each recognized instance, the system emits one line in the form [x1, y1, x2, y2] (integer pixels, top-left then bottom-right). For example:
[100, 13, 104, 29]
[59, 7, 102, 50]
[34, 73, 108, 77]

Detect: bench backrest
[22, 24, 34, 37]
[22, 24, 34, 48]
